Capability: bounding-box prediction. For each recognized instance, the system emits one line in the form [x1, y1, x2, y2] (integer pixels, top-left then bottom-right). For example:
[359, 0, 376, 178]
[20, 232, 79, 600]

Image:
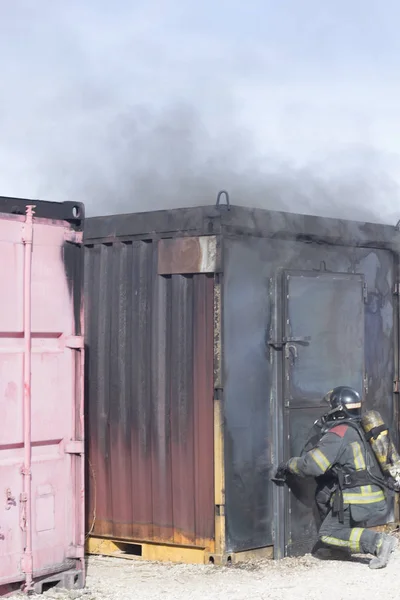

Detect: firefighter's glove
[275, 461, 289, 479]
[271, 461, 289, 486]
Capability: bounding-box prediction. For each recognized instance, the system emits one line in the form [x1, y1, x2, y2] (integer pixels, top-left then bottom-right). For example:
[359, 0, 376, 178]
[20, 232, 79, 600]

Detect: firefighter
[275, 386, 398, 569]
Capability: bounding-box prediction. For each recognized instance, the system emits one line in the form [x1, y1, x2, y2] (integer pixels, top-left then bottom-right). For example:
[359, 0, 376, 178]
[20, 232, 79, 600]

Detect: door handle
[285, 343, 298, 359]
[268, 336, 311, 351]
[285, 344, 299, 365]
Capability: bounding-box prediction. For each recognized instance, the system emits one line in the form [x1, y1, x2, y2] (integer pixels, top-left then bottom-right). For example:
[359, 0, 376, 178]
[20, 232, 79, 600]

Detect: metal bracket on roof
[216, 190, 230, 211]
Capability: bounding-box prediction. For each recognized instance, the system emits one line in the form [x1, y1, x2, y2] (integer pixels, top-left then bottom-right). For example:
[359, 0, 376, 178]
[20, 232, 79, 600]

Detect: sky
[1, 1, 400, 222]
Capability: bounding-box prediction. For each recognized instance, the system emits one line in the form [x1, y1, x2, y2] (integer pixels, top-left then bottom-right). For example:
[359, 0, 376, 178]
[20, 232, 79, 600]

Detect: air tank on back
[361, 410, 400, 485]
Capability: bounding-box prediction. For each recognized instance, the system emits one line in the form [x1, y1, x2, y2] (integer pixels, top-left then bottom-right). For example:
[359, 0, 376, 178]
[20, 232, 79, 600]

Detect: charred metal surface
[62, 241, 84, 336]
[223, 235, 398, 555]
[85, 205, 400, 249]
[84, 238, 215, 547]
[218, 206, 400, 249]
[158, 236, 218, 275]
[222, 238, 273, 553]
[0, 195, 84, 229]
[84, 207, 223, 242]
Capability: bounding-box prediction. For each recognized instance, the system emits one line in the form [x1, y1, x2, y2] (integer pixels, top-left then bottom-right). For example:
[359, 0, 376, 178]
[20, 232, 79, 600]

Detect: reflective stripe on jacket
[287, 423, 385, 505]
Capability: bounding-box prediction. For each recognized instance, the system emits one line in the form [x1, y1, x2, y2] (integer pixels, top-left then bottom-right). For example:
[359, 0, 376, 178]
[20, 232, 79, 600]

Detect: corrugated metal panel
[85, 239, 215, 548]
[193, 274, 215, 546]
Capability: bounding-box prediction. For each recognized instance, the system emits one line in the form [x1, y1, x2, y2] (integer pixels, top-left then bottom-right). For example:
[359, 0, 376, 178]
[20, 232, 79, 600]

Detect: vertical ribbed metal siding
[84, 239, 215, 547]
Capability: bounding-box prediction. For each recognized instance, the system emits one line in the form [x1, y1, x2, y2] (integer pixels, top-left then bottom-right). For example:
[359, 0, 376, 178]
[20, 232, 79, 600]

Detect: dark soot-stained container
[84, 204, 400, 562]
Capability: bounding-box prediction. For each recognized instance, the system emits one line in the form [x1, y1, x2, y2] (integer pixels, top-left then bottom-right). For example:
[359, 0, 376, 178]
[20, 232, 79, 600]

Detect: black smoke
[43, 103, 400, 225]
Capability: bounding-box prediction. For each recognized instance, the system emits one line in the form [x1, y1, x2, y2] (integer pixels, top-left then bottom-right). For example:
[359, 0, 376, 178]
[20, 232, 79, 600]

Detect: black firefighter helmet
[323, 386, 362, 420]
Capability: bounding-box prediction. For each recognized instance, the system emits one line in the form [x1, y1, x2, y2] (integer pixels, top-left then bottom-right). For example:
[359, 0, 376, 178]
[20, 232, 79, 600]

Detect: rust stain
[158, 236, 218, 275]
[86, 240, 215, 549]
[213, 281, 222, 390]
[88, 530, 214, 551]
[193, 274, 215, 547]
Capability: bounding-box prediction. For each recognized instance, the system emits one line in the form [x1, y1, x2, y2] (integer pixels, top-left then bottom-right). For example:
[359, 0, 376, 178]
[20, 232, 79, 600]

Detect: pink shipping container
[0, 197, 85, 594]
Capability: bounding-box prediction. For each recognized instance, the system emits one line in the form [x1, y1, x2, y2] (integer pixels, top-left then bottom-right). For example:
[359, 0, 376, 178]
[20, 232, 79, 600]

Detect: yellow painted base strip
[213, 280, 225, 557]
[142, 544, 206, 564]
[214, 396, 225, 555]
[86, 536, 207, 565]
[205, 546, 273, 565]
[86, 537, 274, 566]
[228, 546, 274, 564]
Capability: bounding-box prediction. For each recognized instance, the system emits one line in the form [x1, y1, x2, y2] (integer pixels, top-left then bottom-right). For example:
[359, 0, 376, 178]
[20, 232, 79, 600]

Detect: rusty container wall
[84, 218, 216, 550]
[221, 207, 400, 558]
[0, 197, 85, 593]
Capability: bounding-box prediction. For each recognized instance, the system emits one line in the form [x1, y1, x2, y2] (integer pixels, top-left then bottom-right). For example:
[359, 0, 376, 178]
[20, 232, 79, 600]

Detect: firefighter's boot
[369, 534, 397, 569]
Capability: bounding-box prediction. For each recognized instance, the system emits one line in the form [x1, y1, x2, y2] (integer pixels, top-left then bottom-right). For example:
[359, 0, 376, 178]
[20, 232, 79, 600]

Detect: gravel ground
[11, 539, 400, 600]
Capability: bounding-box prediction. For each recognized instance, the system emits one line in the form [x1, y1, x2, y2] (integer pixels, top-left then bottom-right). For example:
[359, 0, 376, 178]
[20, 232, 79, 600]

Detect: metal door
[0, 208, 84, 589]
[281, 270, 365, 556]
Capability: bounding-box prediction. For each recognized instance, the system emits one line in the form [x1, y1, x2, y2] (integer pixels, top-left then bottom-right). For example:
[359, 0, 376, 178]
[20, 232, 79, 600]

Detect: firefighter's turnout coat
[286, 422, 387, 554]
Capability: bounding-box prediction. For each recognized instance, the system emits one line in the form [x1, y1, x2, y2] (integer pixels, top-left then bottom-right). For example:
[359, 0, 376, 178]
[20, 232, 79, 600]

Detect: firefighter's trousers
[318, 501, 387, 555]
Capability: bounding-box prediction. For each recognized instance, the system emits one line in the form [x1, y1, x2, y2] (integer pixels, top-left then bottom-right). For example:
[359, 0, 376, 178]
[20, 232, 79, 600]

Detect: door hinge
[214, 388, 223, 401]
[394, 380, 400, 394]
[363, 282, 368, 302]
[65, 335, 84, 349]
[65, 441, 84, 455]
[363, 373, 369, 395]
[393, 283, 400, 296]
[215, 504, 225, 516]
[66, 545, 84, 559]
